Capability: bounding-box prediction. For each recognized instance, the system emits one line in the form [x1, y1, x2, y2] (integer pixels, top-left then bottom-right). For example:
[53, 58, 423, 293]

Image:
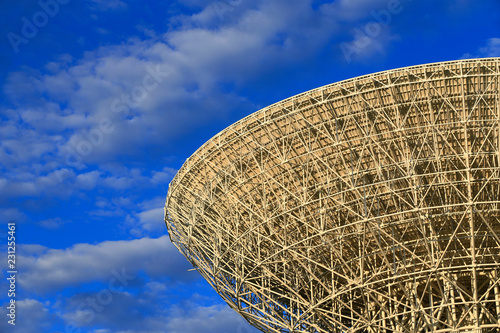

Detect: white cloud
[1, 0, 351, 170]
[119, 196, 171, 237]
[462, 37, 500, 59]
[0, 164, 172, 212]
[0, 168, 78, 200]
[144, 281, 168, 294]
[75, 170, 102, 190]
[333, 0, 406, 63]
[0, 0, 412, 206]
[39, 217, 68, 229]
[0, 207, 27, 222]
[478, 38, 500, 57]
[0, 299, 54, 333]
[138, 196, 166, 210]
[17, 236, 194, 293]
[151, 167, 177, 184]
[128, 207, 166, 237]
[2, 0, 384, 214]
[166, 304, 260, 333]
[56, 288, 260, 333]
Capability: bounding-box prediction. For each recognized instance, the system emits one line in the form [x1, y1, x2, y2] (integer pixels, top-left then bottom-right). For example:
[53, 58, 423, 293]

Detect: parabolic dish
[166, 58, 500, 332]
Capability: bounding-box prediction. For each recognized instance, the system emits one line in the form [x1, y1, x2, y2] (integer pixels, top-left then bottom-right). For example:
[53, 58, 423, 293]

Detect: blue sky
[0, 0, 499, 332]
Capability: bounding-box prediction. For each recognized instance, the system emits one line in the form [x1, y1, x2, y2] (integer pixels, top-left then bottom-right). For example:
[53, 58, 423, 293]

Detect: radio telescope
[165, 58, 500, 332]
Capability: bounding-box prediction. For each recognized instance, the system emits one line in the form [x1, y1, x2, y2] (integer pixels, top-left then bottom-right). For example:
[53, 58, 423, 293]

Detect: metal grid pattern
[165, 58, 500, 332]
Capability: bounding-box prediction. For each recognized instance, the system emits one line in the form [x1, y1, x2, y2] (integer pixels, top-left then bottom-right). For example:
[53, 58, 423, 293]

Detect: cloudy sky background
[0, 0, 499, 332]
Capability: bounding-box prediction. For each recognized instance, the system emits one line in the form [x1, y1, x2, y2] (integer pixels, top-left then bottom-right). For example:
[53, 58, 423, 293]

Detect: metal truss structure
[165, 58, 500, 332]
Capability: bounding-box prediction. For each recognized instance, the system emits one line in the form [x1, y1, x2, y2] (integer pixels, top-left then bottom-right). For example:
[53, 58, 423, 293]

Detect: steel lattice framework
[165, 58, 500, 333]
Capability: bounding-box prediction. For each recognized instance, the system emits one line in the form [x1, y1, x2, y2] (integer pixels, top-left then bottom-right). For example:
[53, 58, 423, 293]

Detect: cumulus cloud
[479, 38, 500, 56]
[127, 207, 165, 237]
[462, 37, 500, 59]
[166, 304, 260, 333]
[61, 289, 143, 331]
[0, 285, 260, 333]
[0, 299, 55, 333]
[0, 207, 27, 223]
[151, 167, 177, 185]
[334, 0, 406, 63]
[0, 0, 366, 169]
[0, 0, 413, 215]
[0, 0, 355, 224]
[0, 164, 172, 218]
[17, 236, 194, 293]
[4, 0, 407, 163]
[56, 290, 260, 333]
[38, 217, 68, 229]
